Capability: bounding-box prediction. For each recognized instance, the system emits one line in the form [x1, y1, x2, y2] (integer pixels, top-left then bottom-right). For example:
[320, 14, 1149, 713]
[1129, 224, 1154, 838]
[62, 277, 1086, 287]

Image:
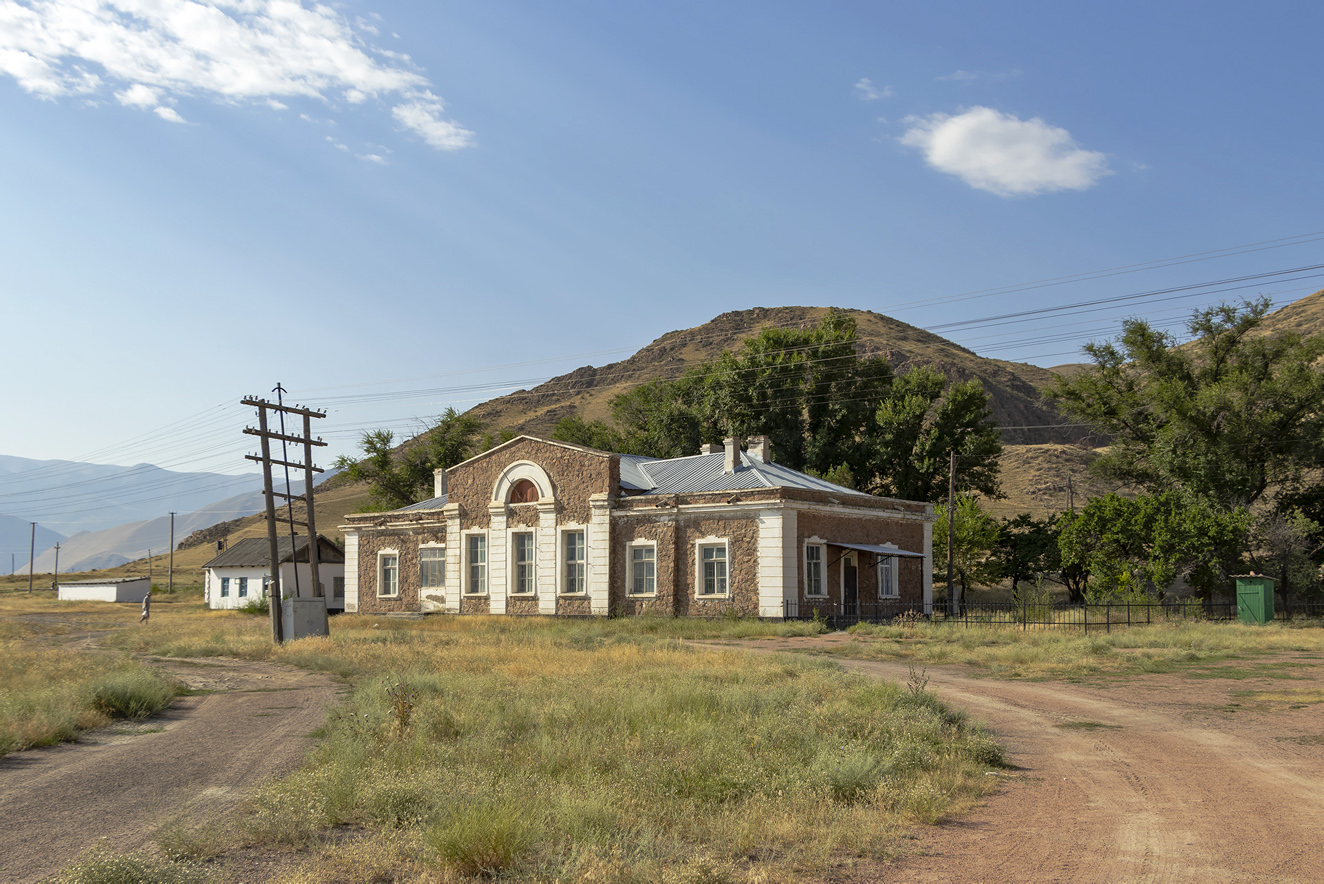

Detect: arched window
[510, 478, 540, 504]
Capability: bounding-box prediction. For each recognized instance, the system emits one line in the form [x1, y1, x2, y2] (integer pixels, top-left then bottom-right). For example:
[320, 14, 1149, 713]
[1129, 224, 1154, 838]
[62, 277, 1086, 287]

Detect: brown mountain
[466, 306, 1084, 447]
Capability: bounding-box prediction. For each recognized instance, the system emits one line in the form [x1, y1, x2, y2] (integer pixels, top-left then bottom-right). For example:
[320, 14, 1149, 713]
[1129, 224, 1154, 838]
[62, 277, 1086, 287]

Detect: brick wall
[447, 438, 614, 527]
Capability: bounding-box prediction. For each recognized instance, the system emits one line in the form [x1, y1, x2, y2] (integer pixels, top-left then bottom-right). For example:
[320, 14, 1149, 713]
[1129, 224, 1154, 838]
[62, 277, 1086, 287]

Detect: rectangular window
[630, 545, 655, 596]
[220, 576, 230, 597]
[513, 532, 535, 594]
[467, 535, 487, 595]
[878, 555, 898, 598]
[333, 576, 345, 601]
[806, 545, 824, 596]
[419, 547, 445, 589]
[700, 544, 728, 595]
[237, 577, 248, 598]
[563, 530, 585, 594]
[380, 554, 399, 597]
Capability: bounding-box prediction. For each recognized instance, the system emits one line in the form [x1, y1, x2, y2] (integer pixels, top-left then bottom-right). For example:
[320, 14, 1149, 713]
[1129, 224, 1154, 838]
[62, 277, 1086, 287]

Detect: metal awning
[827, 542, 927, 559]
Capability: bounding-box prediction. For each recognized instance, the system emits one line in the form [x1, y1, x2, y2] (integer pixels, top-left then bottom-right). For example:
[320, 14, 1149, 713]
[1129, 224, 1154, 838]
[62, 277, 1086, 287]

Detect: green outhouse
[1234, 574, 1277, 625]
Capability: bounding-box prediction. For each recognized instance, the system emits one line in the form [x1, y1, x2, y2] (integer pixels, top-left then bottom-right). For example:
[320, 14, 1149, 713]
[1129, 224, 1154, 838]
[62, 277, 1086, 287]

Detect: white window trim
[626, 540, 658, 597]
[463, 533, 488, 596]
[558, 526, 588, 597]
[377, 548, 400, 599]
[695, 537, 731, 598]
[877, 544, 900, 599]
[509, 530, 537, 596]
[419, 542, 446, 590]
[804, 539, 827, 597]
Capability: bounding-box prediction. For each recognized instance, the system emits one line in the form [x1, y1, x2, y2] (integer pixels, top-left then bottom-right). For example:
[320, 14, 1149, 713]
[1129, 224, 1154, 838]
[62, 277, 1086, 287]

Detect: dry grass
[839, 619, 1324, 679]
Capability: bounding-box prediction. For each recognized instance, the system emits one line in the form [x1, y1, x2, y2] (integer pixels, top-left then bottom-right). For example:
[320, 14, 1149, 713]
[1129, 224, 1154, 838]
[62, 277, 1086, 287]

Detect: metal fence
[782, 598, 1324, 632]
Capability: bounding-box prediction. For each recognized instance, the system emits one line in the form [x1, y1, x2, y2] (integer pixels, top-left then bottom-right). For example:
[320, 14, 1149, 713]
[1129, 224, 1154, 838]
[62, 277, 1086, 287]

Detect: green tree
[1057, 491, 1251, 601]
[553, 311, 1002, 501]
[335, 408, 484, 511]
[870, 366, 1002, 501]
[932, 495, 1000, 608]
[991, 514, 1061, 602]
[1250, 509, 1324, 610]
[1050, 298, 1324, 512]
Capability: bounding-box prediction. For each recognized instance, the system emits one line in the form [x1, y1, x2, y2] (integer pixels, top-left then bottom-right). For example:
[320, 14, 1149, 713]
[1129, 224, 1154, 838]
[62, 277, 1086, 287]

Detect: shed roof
[202, 535, 345, 569]
[619, 451, 870, 497]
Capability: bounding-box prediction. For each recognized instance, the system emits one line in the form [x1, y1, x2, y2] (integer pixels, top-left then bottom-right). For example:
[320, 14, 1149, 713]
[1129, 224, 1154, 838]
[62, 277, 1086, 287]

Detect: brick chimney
[699, 442, 721, 455]
[434, 468, 448, 499]
[723, 436, 739, 474]
[746, 435, 771, 463]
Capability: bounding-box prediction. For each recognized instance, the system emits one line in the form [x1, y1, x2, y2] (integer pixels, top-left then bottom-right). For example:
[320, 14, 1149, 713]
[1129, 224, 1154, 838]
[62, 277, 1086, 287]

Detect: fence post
[1022, 599, 1027, 631]
[1107, 602, 1111, 635]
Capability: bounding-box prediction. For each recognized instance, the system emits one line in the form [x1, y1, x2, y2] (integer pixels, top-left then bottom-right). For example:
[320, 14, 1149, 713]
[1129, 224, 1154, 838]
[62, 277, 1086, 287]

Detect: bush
[89, 670, 178, 720]
[54, 841, 209, 884]
[237, 596, 269, 616]
[427, 802, 535, 878]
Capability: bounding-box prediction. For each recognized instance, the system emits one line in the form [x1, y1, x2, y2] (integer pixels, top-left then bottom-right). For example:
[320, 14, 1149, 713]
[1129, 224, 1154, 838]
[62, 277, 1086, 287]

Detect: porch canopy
[826, 542, 927, 563]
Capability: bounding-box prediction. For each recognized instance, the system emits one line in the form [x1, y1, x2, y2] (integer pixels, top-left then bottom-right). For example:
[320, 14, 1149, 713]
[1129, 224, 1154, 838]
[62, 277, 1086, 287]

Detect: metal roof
[828, 542, 927, 558]
[620, 451, 872, 498]
[395, 494, 449, 512]
[57, 576, 149, 585]
[202, 535, 345, 569]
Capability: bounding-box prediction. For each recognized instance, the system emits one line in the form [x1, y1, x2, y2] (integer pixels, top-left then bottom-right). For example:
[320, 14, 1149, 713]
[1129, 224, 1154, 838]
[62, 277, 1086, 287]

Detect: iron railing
[782, 598, 1324, 632]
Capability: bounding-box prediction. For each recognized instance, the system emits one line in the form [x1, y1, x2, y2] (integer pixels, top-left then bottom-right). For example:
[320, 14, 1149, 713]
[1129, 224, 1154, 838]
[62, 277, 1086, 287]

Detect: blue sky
[2, 0, 1322, 480]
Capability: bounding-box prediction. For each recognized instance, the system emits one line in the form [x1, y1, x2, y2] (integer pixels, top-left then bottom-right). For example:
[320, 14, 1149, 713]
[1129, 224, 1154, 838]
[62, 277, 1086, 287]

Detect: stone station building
[341, 435, 933, 619]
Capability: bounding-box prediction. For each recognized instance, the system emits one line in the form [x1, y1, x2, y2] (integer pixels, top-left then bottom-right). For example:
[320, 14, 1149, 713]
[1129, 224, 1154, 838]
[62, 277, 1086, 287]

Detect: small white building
[58, 576, 152, 603]
[202, 535, 346, 611]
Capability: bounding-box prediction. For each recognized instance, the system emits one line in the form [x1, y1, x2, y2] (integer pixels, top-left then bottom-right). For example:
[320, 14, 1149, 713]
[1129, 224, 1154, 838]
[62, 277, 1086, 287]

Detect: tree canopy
[555, 311, 1003, 501]
[1050, 297, 1324, 512]
[334, 408, 485, 511]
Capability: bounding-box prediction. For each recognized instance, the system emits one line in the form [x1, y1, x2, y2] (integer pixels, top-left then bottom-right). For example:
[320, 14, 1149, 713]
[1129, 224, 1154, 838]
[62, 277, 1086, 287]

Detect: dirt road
[0, 657, 340, 884]
[714, 638, 1324, 884]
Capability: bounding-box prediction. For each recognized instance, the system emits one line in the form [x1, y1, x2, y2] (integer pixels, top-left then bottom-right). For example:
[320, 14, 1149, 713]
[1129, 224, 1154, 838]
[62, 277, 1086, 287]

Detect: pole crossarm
[245, 454, 324, 473]
[241, 397, 327, 420]
[243, 427, 327, 447]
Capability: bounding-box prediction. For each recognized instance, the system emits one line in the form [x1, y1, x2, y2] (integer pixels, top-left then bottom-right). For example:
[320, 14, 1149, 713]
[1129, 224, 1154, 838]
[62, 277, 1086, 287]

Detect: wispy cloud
[0, 0, 473, 151]
[853, 77, 893, 101]
[937, 69, 1022, 83]
[899, 106, 1111, 197]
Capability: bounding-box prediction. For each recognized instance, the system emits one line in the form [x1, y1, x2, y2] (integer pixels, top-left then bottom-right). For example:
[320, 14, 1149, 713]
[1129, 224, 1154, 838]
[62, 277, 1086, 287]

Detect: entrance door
[843, 555, 858, 616]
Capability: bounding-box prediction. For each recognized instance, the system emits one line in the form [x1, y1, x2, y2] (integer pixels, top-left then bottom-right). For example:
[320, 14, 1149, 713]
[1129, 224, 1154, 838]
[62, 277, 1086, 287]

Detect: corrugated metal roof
[829, 542, 927, 558]
[394, 494, 449, 513]
[620, 452, 871, 498]
[202, 535, 345, 569]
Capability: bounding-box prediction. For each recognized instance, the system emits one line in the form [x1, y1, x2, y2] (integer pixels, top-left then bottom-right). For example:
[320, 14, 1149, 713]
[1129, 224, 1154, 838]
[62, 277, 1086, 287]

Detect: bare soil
[706, 635, 1324, 883]
[0, 653, 341, 884]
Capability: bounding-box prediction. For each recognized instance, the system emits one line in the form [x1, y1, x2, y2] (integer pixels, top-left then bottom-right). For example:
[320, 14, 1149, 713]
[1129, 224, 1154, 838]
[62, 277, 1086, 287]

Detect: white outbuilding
[201, 535, 345, 611]
[57, 576, 152, 603]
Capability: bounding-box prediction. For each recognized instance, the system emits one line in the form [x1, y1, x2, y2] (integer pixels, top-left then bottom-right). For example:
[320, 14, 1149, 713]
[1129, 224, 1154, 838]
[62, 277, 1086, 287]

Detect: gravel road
[0, 657, 340, 884]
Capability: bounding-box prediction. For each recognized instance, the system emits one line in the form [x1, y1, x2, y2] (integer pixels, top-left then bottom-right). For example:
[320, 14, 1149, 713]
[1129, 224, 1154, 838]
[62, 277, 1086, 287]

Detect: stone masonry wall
[448, 438, 614, 528]
[352, 523, 446, 615]
[796, 509, 927, 606]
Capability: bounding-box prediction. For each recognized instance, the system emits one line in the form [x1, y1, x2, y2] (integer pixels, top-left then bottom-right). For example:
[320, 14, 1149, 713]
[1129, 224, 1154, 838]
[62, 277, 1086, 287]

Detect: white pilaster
[488, 502, 508, 614]
[538, 502, 558, 615]
[444, 504, 462, 614]
[588, 494, 611, 615]
[756, 508, 789, 618]
[343, 530, 359, 613]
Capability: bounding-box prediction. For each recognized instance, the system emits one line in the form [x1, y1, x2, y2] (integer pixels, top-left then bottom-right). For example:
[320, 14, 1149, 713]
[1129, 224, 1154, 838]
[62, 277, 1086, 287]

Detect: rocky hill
[465, 306, 1085, 446]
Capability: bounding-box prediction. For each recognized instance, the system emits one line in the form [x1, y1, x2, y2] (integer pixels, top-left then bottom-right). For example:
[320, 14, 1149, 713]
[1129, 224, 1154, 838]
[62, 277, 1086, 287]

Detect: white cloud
[937, 70, 980, 82]
[853, 77, 893, 101]
[0, 0, 473, 151]
[154, 105, 185, 123]
[357, 152, 387, 164]
[899, 106, 1111, 197]
[937, 69, 1021, 82]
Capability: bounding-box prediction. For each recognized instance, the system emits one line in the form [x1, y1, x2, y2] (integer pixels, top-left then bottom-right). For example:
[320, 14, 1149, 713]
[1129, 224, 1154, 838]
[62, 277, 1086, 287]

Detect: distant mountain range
[0, 515, 64, 576]
[0, 455, 262, 537]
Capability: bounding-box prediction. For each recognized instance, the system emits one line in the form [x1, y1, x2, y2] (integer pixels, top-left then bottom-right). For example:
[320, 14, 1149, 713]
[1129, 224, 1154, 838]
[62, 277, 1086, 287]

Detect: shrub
[237, 596, 269, 615]
[427, 801, 535, 878]
[53, 841, 209, 884]
[89, 671, 178, 720]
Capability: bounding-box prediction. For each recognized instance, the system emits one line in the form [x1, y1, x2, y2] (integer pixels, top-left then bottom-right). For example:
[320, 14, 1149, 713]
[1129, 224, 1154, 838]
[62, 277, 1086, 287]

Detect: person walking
[139, 590, 151, 623]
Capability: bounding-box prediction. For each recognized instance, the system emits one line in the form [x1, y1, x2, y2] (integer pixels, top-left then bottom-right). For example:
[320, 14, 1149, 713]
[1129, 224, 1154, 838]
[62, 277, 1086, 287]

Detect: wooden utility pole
[947, 449, 956, 618]
[242, 390, 327, 644]
[28, 522, 35, 594]
[168, 512, 176, 594]
[52, 543, 60, 590]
